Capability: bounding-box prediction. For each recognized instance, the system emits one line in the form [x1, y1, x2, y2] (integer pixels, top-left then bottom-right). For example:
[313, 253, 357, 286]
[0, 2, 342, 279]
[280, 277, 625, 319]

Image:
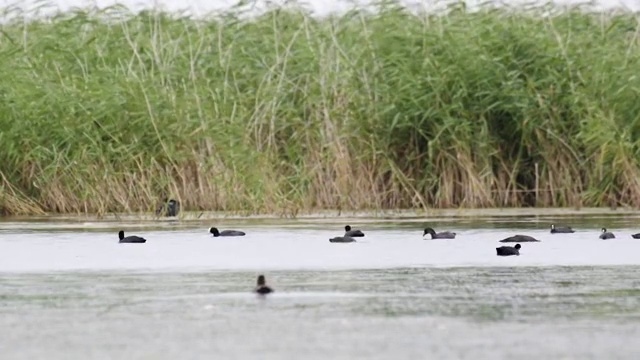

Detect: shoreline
[2, 207, 640, 224]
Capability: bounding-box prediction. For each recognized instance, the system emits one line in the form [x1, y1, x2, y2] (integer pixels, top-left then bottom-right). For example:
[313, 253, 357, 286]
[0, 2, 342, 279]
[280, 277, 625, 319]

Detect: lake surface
[1, 212, 640, 359]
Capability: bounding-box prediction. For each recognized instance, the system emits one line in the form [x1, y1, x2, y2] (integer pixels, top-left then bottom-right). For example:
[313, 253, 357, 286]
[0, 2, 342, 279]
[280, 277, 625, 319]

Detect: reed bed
[1, 1, 640, 216]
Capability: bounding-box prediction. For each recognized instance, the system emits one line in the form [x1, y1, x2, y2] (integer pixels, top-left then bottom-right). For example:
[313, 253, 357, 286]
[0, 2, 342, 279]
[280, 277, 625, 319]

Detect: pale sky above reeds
[0, 0, 638, 19]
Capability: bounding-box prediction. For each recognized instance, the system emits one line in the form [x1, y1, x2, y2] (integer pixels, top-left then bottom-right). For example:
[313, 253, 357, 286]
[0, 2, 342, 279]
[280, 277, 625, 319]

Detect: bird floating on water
[209, 227, 246, 237]
[344, 225, 365, 237]
[118, 230, 146, 244]
[499, 235, 540, 243]
[496, 244, 521, 256]
[423, 227, 456, 239]
[599, 228, 615, 240]
[550, 224, 575, 234]
[255, 275, 273, 295]
[329, 236, 356, 243]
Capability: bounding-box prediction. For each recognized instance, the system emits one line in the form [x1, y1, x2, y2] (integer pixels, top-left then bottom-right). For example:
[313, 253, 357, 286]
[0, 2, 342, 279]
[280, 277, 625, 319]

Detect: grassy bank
[1, 1, 640, 216]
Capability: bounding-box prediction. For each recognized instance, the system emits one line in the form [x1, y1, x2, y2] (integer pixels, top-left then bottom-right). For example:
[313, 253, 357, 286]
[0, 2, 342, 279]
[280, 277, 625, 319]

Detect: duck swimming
[599, 228, 615, 240]
[423, 227, 456, 239]
[255, 275, 273, 295]
[118, 230, 146, 243]
[209, 227, 246, 237]
[499, 234, 540, 243]
[344, 225, 365, 237]
[496, 244, 521, 256]
[550, 224, 575, 233]
[329, 236, 356, 243]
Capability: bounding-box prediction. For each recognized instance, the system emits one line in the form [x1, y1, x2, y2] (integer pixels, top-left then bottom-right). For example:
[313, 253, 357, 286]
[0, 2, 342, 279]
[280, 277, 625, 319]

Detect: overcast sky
[0, 0, 638, 18]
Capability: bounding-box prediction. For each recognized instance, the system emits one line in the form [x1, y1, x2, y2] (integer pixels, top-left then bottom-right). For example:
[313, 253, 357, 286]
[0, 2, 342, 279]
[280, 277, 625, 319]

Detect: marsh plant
[1, 1, 640, 215]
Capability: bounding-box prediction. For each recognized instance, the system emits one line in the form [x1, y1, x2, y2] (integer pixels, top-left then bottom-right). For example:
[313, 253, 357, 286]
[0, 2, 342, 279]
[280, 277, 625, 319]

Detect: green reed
[1, 1, 640, 215]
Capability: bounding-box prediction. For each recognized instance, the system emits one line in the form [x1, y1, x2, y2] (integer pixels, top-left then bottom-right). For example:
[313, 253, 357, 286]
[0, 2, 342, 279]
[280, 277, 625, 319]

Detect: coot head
[257, 275, 266, 286]
[423, 227, 436, 236]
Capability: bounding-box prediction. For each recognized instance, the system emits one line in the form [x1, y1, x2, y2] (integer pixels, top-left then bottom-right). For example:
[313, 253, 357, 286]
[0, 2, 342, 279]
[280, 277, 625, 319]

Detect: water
[2, 213, 640, 271]
[1, 213, 640, 359]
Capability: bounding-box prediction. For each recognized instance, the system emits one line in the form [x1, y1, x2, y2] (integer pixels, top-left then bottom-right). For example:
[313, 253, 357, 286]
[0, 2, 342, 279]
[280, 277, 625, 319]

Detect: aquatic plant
[1, 1, 640, 215]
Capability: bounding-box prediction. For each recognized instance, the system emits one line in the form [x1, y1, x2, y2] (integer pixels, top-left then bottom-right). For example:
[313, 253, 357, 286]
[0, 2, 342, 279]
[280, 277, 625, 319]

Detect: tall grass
[1, 1, 640, 216]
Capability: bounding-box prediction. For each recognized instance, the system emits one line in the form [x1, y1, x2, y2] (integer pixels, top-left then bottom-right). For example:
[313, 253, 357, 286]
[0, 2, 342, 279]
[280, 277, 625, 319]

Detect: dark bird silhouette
[255, 275, 273, 295]
[499, 235, 540, 243]
[496, 244, 521, 256]
[118, 230, 146, 243]
[209, 227, 246, 237]
[550, 224, 575, 233]
[329, 236, 356, 243]
[599, 228, 615, 240]
[344, 225, 365, 237]
[156, 198, 180, 217]
[423, 227, 456, 239]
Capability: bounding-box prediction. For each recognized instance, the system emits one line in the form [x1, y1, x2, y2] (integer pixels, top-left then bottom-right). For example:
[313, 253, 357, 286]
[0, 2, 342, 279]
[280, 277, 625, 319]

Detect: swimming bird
[499, 234, 540, 243]
[550, 224, 575, 234]
[599, 228, 615, 240]
[118, 230, 146, 244]
[632, 233, 640, 239]
[255, 275, 273, 295]
[156, 198, 180, 217]
[423, 227, 456, 239]
[329, 236, 356, 243]
[496, 244, 521, 256]
[209, 227, 246, 237]
[344, 225, 365, 237]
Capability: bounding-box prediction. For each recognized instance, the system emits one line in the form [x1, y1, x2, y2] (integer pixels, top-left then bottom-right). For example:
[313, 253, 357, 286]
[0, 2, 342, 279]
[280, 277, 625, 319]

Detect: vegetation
[1, 1, 640, 216]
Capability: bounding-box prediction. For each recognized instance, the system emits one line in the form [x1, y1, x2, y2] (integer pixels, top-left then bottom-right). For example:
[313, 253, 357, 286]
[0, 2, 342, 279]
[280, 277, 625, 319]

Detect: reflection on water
[1, 214, 640, 359]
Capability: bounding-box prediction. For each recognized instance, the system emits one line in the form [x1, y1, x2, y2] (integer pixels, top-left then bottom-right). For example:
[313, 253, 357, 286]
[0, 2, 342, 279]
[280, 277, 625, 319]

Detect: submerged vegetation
[1, 1, 640, 216]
